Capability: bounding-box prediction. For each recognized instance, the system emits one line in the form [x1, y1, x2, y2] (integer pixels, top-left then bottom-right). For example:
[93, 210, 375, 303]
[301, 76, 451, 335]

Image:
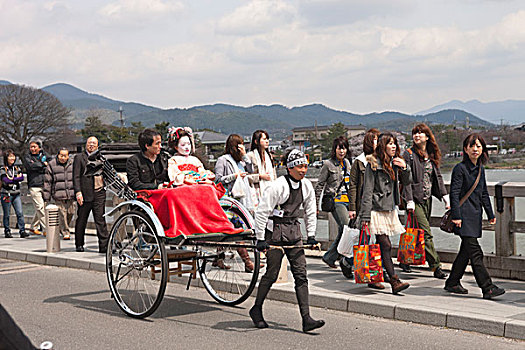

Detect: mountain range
[417, 99, 524, 125]
[1, 80, 508, 136]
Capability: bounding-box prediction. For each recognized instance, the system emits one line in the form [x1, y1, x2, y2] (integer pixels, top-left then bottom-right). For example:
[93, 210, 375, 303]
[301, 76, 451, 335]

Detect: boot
[4, 231, 12, 238]
[249, 305, 268, 328]
[390, 274, 409, 295]
[237, 248, 254, 273]
[302, 315, 325, 333]
[212, 258, 231, 270]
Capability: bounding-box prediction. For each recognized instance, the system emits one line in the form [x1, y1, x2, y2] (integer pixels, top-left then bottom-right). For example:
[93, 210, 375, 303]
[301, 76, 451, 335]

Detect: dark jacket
[22, 151, 48, 188]
[402, 147, 447, 204]
[450, 159, 494, 238]
[126, 152, 169, 190]
[0, 165, 24, 196]
[348, 154, 367, 213]
[314, 158, 351, 205]
[73, 152, 104, 202]
[43, 158, 74, 202]
[359, 154, 412, 222]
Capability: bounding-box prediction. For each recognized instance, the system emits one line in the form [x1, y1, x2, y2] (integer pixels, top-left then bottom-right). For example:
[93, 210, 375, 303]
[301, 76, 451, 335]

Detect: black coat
[126, 152, 169, 190]
[73, 152, 104, 202]
[22, 152, 48, 188]
[450, 159, 494, 238]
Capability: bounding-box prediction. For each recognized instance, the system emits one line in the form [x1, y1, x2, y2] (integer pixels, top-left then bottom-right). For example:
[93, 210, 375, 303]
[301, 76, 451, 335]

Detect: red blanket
[136, 184, 243, 237]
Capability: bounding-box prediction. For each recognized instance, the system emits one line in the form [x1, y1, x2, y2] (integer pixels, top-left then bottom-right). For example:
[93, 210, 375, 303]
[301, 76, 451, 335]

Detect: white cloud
[99, 0, 184, 20]
[216, 0, 297, 36]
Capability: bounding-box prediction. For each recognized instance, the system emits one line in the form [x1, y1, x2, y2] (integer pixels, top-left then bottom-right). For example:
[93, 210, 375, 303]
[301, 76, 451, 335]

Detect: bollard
[45, 204, 60, 253]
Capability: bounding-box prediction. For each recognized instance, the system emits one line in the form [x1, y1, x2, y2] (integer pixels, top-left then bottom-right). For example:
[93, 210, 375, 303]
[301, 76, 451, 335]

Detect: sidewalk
[1, 234, 524, 340]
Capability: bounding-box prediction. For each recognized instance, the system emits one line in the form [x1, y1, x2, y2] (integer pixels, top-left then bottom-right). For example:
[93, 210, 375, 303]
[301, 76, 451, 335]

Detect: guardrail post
[494, 196, 515, 257]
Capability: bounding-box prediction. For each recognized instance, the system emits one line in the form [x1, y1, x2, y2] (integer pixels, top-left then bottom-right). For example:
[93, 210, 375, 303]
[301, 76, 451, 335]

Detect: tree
[81, 109, 110, 142]
[321, 122, 347, 157]
[154, 121, 170, 139]
[0, 84, 71, 154]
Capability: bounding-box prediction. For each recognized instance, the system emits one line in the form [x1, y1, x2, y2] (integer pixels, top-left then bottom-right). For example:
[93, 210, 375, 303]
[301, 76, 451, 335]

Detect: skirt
[369, 210, 405, 236]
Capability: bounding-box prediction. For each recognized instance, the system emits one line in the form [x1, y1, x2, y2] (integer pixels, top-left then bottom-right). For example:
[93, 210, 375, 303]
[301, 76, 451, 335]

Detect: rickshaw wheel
[197, 203, 260, 305]
[106, 210, 168, 318]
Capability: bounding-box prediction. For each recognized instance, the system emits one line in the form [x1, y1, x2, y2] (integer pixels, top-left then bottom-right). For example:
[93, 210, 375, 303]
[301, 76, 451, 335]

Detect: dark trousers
[446, 237, 493, 292]
[75, 190, 108, 252]
[255, 246, 311, 318]
[0, 304, 35, 350]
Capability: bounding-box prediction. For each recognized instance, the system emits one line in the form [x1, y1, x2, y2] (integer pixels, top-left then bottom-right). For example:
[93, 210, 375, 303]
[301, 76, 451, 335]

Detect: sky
[1, 0, 525, 115]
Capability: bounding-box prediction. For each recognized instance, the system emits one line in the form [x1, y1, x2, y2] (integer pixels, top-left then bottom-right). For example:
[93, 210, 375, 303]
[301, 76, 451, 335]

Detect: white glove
[406, 201, 415, 211]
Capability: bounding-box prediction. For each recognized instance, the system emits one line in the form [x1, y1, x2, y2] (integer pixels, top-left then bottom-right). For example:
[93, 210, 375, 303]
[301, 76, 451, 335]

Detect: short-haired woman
[445, 134, 505, 299]
[315, 136, 352, 271]
[1, 150, 27, 238]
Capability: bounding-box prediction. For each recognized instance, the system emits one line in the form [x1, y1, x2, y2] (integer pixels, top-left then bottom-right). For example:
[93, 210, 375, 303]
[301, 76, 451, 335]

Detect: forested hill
[2, 82, 494, 135]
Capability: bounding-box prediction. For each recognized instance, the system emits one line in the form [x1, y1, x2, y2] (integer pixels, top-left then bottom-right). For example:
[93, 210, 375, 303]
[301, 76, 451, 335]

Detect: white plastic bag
[231, 176, 246, 198]
[337, 225, 360, 258]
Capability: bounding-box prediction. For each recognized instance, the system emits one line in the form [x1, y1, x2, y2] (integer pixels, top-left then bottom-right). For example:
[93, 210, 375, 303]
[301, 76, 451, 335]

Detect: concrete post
[45, 204, 60, 253]
[495, 197, 515, 257]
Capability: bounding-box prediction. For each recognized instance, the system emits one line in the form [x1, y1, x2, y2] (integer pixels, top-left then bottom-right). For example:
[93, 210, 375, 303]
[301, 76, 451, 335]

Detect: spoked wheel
[106, 210, 168, 318]
[197, 202, 260, 305]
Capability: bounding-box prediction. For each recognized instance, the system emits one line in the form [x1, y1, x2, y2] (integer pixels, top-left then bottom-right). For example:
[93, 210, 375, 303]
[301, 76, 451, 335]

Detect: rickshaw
[87, 152, 260, 318]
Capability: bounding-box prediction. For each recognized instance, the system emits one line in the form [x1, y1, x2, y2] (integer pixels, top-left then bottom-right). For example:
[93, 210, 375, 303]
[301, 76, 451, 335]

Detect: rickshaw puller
[249, 149, 325, 333]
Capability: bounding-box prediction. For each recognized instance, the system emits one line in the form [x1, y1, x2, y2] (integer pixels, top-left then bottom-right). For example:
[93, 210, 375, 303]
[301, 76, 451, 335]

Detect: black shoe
[76, 246, 85, 252]
[483, 286, 505, 299]
[20, 232, 30, 238]
[4, 232, 13, 238]
[339, 258, 353, 279]
[444, 283, 468, 294]
[302, 315, 325, 333]
[399, 263, 412, 273]
[433, 267, 447, 279]
[249, 306, 268, 328]
[322, 257, 337, 269]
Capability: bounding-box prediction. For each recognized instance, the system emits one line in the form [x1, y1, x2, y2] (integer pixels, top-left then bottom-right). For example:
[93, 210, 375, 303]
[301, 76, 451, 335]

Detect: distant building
[291, 124, 366, 149]
[514, 123, 525, 132]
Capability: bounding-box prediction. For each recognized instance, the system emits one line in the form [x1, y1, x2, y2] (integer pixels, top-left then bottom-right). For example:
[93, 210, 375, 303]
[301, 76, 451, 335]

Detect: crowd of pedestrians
[0, 123, 505, 333]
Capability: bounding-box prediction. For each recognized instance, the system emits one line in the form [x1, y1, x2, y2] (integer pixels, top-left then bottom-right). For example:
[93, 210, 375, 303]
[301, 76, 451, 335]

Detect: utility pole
[118, 106, 124, 127]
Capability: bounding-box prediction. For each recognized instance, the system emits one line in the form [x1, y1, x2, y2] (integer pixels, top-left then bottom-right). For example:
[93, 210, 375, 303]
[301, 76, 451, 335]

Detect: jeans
[323, 203, 350, 265]
[1, 194, 25, 235]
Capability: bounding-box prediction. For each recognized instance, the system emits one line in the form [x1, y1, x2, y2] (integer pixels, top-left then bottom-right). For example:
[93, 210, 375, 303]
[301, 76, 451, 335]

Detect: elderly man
[73, 136, 108, 253]
[22, 141, 48, 235]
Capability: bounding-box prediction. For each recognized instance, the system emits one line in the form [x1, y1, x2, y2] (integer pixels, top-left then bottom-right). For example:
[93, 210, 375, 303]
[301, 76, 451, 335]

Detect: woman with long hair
[315, 136, 352, 270]
[401, 123, 449, 279]
[445, 134, 504, 299]
[359, 132, 412, 294]
[246, 130, 276, 206]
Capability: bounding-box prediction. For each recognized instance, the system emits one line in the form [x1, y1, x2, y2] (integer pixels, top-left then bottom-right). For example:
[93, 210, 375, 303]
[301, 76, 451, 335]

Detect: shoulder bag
[439, 166, 481, 233]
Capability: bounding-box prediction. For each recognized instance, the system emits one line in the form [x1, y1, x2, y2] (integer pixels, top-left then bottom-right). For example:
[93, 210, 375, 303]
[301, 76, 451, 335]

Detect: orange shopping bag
[353, 223, 384, 284]
[397, 211, 426, 265]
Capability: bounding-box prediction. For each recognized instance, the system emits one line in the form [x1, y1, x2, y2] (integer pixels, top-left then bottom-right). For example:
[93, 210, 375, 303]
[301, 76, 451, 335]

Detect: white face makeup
[176, 136, 192, 156]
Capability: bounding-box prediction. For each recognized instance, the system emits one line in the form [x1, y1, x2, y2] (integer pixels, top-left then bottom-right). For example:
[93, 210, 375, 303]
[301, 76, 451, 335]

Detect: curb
[1, 248, 524, 341]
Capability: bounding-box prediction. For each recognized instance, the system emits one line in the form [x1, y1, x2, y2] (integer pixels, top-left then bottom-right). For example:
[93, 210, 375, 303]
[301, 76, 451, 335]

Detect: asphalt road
[1, 258, 523, 350]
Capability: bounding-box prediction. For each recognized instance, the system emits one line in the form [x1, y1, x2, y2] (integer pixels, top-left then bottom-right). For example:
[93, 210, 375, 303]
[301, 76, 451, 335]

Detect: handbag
[397, 211, 426, 265]
[439, 166, 481, 233]
[353, 223, 384, 284]
[337, 225, 360, 258]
